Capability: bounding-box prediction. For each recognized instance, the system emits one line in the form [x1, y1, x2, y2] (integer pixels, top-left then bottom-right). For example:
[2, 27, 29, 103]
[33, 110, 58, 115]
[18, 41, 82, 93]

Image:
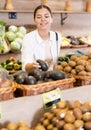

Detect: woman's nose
[41, 16, 45, 20]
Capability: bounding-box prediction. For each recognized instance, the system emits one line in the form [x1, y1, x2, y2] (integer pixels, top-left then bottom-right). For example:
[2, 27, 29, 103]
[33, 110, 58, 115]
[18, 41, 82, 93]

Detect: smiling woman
[21, 4, 62, 72]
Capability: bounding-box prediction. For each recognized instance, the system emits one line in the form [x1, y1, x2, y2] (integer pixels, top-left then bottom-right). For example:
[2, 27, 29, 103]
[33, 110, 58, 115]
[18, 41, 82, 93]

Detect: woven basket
[14, 77, 75, 97]
[0, 82, 16, 101]
[74, 75, 91, 86]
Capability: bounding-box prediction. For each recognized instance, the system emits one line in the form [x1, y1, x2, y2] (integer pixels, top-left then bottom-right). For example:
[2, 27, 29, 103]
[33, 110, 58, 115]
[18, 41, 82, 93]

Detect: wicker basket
[0, 82, 16, 101]
[14, 77, 75, 97]
[74, 75, 91, 87]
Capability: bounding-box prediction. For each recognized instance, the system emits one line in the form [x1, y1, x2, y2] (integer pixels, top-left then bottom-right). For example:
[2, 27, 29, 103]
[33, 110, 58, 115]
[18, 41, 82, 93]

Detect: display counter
[0, 85, 91, 127]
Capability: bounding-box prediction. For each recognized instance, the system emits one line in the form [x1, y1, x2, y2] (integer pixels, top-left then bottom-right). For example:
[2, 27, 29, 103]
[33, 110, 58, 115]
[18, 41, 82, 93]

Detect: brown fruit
[18, 126, 30, 130]
[56, 120, 65, 129]
[52, 117, 59, 126]
[74, 120, 84, 128]
[77, 60, 86, 66]
[52, 127, 58, 130]
[63, 123, 75, 130]
[68, 60, 76, 67]
[61, 61, 68, 68]
[47, 124, 54, 130]
[88, 52, 91, 59]
[70, 55, 78, 61]
[85, 64, 91, 72]
[57, 109, 67, 120]
[56, 101, 67, 109]
[71, 69, 77, 75]
[43, 119, 50, 127]
[64, 66, 72, 73]
[86, 72, 91, 76]
[84, 121, 91, 130]
[33, 124, 46, 130]
[64, 113, 75, 123]
[54, 65, 63, 71]
[82, 112, 91, 122]
[51, 108, 60, 116]
[43, 112, 51, 119]
[67, 101, 75, 109]
[7, 123, 18, 130]
[75, 65, 85, 73]
[74, 100, 81, 108]
[78, 70, 87, 76]
[73, 108, 82, 120]
[80, 105, 91, 113]
[79, 55, 88, 60]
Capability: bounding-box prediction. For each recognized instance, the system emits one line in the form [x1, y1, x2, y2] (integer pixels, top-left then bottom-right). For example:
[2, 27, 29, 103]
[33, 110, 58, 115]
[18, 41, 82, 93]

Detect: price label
[42, 88, 61, 109]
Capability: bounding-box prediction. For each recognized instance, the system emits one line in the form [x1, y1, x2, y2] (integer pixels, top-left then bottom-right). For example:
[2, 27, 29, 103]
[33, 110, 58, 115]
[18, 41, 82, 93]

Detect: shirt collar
[35, 29, 53, 44]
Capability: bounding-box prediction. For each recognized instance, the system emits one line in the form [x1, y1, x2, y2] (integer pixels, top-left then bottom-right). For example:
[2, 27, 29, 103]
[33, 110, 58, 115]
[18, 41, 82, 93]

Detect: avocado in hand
[36, 59, 48, 71]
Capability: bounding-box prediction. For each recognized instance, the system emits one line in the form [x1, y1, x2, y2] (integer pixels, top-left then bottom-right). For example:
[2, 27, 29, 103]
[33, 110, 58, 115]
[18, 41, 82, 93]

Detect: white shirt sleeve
[21, 32, 35, 70]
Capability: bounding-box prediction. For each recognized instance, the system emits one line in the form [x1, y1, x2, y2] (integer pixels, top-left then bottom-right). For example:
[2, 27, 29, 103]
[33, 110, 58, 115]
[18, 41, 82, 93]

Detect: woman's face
[34, 8, 53, 31]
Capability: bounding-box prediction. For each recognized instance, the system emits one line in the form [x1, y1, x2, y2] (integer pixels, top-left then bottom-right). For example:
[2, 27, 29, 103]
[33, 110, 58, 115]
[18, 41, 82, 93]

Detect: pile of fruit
[0, 20, 27, 54]
[1, 100, 91, 130]
[56, 52, 91, 76]
[5, 25, 27, 53]
[0, 120, 32, 130]
[33, 100, 91, 130]
[0, 57, 22, 73]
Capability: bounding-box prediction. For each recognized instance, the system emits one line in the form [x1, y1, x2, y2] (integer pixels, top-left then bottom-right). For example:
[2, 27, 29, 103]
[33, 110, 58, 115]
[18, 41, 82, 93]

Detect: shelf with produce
[0, 9, 91, 14]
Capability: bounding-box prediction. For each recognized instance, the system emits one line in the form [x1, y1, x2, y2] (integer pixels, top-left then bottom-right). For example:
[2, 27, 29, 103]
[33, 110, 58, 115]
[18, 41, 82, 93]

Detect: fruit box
[14, 77, 75, 97]
[0, 82, 16, 101]
[0, 85, 91, 128]
[74, 75, 91, 86]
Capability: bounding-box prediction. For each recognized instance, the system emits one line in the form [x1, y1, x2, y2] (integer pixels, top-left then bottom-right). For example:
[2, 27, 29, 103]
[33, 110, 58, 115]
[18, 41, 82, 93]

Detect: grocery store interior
[0, 0, 91, 130]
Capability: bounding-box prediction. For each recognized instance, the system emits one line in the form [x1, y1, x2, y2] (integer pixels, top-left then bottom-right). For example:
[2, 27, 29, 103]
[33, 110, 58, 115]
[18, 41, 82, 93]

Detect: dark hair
[34, 5, 52, 19]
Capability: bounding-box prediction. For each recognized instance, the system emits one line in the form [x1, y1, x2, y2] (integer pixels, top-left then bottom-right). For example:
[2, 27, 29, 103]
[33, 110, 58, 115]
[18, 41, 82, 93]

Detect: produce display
[0, 57, 22, 73]
[33, 100, 91, 130]
[0, 21, 10, 54]
[13, 69, 68, 85]
[0, 21, 27, 54]
[78, 36, 91, 46]
[56, 52, 91, 76]
[1, 100, 91, 130]
[0, 120, 32, 130]
[5, 25, 27, 53]
[61, 35, 91, 48]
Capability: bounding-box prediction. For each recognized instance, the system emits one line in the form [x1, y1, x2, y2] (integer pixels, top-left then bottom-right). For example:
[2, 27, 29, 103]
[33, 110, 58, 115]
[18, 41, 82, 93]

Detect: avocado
[28, 69, 46, 81]
[49, 70, 66, 80]
[24, 76, 36, 85]
[15, 74, 26, 84]
[36, 59, 48, 71]
[13, 70, 28, 80]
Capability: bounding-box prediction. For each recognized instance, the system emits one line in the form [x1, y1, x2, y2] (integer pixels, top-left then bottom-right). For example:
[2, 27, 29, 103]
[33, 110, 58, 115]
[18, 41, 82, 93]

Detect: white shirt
[21, 29, 61, 70]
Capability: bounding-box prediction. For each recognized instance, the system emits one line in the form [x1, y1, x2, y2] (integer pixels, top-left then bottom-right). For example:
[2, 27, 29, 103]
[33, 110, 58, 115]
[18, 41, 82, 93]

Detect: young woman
[21, 4, 61, 72]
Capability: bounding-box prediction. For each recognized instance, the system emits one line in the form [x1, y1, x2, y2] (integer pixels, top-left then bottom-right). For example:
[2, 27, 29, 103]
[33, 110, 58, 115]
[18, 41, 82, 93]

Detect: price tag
[0, 104, 2, 119]
[42, 88, 61, 109]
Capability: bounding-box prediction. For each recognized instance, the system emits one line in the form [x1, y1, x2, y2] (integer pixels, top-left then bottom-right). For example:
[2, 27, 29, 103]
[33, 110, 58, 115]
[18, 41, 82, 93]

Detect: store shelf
[0, 10, 91, 14]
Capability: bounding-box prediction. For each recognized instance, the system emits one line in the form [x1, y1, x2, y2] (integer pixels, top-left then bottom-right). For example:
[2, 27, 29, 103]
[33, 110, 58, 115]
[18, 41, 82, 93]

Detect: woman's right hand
[25, 62, 40, 72]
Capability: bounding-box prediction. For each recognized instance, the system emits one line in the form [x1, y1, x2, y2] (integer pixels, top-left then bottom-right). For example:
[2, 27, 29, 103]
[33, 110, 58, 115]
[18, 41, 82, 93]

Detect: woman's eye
[36, 15, 49, 19]
[45, 15, 49, 18]
[37, 16, 41, 19]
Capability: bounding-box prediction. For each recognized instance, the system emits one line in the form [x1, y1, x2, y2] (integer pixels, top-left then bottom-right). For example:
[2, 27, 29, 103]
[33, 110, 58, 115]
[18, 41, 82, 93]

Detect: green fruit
[37, 59, 48, 71]
[24, 76, 36, 85]
[49, 70, 66, 80]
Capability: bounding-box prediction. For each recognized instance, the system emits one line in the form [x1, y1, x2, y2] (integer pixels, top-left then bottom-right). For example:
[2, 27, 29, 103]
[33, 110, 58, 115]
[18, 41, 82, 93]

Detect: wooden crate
[0, 82, 16, 101]
[74, 76, 91, 87]
[14, 77, 75, 97]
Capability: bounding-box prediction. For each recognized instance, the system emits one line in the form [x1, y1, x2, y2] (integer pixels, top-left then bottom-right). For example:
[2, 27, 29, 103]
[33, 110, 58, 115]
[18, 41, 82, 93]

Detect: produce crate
[74, 75, 91, 86]
[14, 77, 75, 97]
[0, 82, 16, 101]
